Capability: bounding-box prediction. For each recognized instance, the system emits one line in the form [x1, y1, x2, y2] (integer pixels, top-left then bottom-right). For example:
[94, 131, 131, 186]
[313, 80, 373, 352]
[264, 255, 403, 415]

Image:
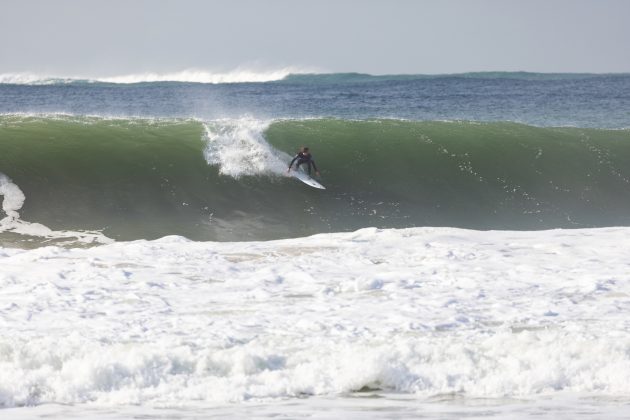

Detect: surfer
[288, 147, 320, 176]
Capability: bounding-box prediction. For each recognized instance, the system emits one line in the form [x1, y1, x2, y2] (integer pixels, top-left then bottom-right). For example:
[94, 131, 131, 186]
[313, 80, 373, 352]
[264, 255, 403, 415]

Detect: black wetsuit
[289, 152, 318, 175]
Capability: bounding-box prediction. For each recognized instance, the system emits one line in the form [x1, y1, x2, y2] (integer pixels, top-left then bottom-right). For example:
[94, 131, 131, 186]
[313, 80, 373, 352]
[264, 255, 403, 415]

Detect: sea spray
[203, 119, 289, 177]
[0, 172, 25, 220]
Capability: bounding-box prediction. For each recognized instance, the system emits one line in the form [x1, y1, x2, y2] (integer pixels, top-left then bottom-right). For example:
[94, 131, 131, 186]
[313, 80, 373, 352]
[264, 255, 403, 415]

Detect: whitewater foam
[0, 173, 25, 219]
[97, 68, 303, 84]
[203, 119, 290, 177]
[0, 73, 79, 85]
[0, 172, 111, 245]
[1, 227, 630, 411]
[0, 67, 307, 85]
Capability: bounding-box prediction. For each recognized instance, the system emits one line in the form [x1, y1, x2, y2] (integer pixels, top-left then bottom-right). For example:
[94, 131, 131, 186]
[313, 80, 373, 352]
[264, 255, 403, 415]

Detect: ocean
[1, 72, 630, 418]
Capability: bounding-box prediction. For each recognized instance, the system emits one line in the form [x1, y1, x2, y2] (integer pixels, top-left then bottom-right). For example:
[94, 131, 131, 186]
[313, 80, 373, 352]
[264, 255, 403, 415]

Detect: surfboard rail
[288, 168, 326, 189]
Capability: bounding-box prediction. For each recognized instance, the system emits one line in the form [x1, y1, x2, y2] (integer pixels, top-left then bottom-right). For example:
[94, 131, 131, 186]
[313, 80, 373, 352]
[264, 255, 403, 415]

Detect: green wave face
[0, 117, 219, 240]
[267, 119, 630, 230]
[2, 116, 630, 242]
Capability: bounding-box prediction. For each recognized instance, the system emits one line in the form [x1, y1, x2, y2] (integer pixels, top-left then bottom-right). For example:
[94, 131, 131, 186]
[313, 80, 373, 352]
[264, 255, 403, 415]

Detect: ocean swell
[1, 115, 630, 244]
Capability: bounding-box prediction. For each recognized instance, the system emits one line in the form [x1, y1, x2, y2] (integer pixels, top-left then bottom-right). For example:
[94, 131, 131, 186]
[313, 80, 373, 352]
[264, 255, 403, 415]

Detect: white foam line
[0, 67, 312, 85]
[0, 172, 112, 245]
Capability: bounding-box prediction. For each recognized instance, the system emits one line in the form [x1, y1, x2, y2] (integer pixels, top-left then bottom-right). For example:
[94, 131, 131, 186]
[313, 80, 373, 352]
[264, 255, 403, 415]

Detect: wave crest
[203, 119, 289, 178]
[0, 67, 309, 85]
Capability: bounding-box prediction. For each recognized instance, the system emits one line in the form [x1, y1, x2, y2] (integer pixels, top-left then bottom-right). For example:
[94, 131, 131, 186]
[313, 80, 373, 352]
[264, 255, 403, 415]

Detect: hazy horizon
[1, 0, 629, 77]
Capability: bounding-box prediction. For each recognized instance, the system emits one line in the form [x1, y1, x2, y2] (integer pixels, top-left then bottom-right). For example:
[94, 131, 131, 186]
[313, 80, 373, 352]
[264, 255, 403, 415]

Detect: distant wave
[0, 73, 81, 85]
[1, 70, 626, 86]
[281, 71, 628, 84]
[0, 67, 310, 85]
[97, 68, 306, 84]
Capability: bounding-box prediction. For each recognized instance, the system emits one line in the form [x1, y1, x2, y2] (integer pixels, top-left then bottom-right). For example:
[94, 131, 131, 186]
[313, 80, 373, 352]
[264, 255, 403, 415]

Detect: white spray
[0, 173, 26, 220]
[203, 119, 291, 178]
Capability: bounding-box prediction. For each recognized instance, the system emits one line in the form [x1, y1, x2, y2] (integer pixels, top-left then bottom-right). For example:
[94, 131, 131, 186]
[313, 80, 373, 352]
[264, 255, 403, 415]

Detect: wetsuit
[289, 152, 318, 175]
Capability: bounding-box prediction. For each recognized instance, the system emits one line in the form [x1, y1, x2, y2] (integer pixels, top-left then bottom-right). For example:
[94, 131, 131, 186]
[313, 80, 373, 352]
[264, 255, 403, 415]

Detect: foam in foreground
[0, 227, 629, 417]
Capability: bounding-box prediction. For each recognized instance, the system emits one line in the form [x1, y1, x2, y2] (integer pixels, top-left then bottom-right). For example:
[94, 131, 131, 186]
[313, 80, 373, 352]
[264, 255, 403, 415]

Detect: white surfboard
[289, 168, 326, 189]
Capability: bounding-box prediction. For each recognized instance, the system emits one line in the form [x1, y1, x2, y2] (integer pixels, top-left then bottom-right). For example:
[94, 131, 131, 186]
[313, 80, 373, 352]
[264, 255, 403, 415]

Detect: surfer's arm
[311, 160, 319, 173]
[288, 155, 299, 170]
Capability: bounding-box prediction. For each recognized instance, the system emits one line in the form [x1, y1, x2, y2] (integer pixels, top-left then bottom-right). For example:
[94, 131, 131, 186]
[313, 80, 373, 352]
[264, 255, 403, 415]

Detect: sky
[1, 0, 629, 76]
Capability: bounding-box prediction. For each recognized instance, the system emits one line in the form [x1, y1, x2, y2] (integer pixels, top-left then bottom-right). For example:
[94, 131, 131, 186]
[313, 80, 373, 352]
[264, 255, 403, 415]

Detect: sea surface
[1, 71, 630, 418]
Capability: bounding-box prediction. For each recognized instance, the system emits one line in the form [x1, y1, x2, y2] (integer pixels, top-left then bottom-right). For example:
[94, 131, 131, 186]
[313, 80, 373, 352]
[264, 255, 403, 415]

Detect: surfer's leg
[306, 162, 312, 175]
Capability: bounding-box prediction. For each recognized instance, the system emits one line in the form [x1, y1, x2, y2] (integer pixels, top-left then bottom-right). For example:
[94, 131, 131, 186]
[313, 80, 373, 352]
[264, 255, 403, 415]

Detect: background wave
[0, 67, 307, 85]
[2, 74, 629, 129]
[280, 71, 629, 84]
[1, 115, 630, 244]
[1, 71, 627, 86]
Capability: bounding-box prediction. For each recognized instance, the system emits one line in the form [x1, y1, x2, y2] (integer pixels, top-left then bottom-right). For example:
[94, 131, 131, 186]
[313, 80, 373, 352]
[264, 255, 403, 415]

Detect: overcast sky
[1, 0, 629, 76]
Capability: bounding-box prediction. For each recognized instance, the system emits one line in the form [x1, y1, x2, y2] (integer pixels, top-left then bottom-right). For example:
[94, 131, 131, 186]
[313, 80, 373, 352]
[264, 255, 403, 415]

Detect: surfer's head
[302, 146, 310, 153]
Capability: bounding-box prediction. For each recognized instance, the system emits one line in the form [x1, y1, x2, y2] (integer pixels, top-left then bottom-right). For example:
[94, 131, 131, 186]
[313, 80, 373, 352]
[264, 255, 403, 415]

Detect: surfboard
[289, 168, 326, 189]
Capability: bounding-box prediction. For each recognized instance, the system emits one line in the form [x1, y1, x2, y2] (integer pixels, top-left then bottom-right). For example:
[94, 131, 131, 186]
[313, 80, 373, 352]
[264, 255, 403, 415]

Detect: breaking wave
[1, 114, 630, 244]
[0, 67, 308, 85]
